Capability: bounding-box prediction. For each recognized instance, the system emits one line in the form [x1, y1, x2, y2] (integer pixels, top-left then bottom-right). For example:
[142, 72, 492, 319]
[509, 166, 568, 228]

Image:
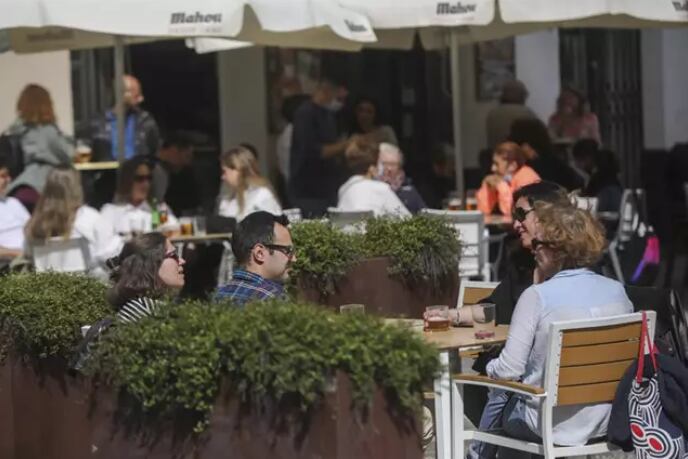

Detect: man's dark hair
[232, 211, 290, 267]
[500, 80, 528, 105]
[513, 181, 568, 207]
[0, 152, 9, 173]
[509, 118, 553, 156]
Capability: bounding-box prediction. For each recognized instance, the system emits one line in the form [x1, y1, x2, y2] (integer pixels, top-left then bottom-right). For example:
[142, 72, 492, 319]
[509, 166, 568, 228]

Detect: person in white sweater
[217, 145, 281, 222]
[337, 139, 410, 217]
[24, 167, 123, 276]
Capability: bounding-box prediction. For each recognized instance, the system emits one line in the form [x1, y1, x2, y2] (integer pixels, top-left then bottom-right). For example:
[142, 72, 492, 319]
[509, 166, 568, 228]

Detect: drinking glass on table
[424, 305, 450, 332]
[472, 302, 496, 339]
[74, 140, 92, 163]
[194, 216, 207, 236]
[180, 217, 194, 236]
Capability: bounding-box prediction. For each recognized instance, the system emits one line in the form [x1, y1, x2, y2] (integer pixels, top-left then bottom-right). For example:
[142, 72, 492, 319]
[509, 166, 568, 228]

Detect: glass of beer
[424, 305, 450, 332]
[180, 218, 194, 236]
[74, 140, 92, 163]
[472, 303, 496, 339]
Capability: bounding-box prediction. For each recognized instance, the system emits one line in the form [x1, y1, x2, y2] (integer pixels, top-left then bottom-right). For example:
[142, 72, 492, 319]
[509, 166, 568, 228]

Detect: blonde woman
[468, 203, 632, 458]
[25, 167, 123, 275]
[217, 146, 281, 221]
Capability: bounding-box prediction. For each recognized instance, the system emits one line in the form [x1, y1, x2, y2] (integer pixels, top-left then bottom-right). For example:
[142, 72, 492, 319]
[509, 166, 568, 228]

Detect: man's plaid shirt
[215, 269, 285, 306]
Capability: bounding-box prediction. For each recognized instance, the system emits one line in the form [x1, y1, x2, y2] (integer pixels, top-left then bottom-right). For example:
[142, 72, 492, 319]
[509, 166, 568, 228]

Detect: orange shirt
[476, 165, 541, 216]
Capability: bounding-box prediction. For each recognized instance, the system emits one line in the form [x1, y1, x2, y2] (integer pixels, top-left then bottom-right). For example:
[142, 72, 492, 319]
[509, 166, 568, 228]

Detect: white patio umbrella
[1, 0, 377, 161]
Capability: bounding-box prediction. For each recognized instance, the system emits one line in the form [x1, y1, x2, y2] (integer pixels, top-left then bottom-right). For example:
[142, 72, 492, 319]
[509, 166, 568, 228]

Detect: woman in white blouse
[24, 167, 123, 276]
[217, 146, 281, 222]
[468, 202, 632, 458]
[101, 156, 179, 236]
[337, 139, 410, 217]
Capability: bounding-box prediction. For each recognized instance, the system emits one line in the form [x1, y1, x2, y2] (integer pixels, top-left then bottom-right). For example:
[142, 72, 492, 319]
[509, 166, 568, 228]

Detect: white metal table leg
[451, 378, 464, 459]
[434, 350, 452, 459]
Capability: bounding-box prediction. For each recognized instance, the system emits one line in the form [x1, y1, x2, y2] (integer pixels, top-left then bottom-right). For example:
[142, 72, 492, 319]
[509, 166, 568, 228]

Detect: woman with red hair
[1, 84, 73, 212]
[476, 141, 540, 216]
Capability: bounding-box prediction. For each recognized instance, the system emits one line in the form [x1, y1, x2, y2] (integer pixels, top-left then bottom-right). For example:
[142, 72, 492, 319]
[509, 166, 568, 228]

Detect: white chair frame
[456, 280, 499, 310]
[31, 236, 92, 274]
[451, 311, 656, 459]
[421, 209, 488, 280]
[327, 208, 374, 233]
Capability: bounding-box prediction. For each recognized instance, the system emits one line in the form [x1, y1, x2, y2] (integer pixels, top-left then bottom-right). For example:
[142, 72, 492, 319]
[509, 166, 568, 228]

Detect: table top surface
[74, 161, 119, 171]
[384, 319, 509, 350]
[170, 233, 232, 243]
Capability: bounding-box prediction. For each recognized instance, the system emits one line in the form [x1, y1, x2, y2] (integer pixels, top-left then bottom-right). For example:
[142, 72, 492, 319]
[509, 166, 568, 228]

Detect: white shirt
[100, 201, 180, 235]
[72, 206, 124, 266]
[336, 175, 410, 217]
[0, 196, 30, 250]
[218, 186, 282, 222]
[486, 269, 633, 446]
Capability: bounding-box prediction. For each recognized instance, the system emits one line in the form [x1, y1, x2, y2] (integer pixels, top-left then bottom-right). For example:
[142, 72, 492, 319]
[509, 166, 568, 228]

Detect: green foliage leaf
[0, 272, 110, 360]
[87, 300, 440, 434]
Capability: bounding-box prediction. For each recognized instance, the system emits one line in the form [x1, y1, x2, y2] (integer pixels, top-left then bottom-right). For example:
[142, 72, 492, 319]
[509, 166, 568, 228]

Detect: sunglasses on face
[164, 250, 181, 263]
[134, 174, 152, 183]
[512, 206, 534, 223]
[264, 244, 295, 257]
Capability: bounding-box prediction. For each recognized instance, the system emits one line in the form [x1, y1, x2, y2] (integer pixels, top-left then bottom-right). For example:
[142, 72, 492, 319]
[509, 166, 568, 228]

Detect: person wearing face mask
[476, 142, 540, 216]
[0, 154, 30, 259]
[106, 232, 186, 323]
[288, 77, 350, 218]
[215, 212, 294, 306]
[377, 143, 426, 214]
[100, 156, 179, 236]
[467, 202, 632, 459]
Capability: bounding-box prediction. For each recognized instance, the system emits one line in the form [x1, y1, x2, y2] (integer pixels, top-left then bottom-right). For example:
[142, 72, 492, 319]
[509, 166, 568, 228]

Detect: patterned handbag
[628, 312, 688, 458]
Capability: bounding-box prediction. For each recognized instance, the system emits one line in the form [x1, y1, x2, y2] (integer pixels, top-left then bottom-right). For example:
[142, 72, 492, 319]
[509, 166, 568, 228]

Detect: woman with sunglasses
[101, 156, 179, 236]
[107, 232, 186, 323]
[467, 202, 632, 459]
[217, 146, 281, 222]
[476, 141, 540, 216]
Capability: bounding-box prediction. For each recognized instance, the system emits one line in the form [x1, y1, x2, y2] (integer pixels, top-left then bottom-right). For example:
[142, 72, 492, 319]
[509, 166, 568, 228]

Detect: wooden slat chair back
[457, 281, 498, 308]
[452, 311, 657, 458]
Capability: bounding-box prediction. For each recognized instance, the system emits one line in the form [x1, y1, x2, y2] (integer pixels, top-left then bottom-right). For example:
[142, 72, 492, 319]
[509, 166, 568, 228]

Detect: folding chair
[31, 237, 92, 274]
[452, 311, 656, 459]
[608, 189, 646, 283]
[422, 209, 488, 280]
[573, 196, 599, 214]
[457, 281, 498, 309]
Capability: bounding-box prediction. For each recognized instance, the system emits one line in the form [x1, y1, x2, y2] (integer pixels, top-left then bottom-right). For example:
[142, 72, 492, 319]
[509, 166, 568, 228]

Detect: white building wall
[458, 28, 560, 168]
[642, 28, 688, 150]
[216, 46, 270, 174]
[0, 50, 74, 135]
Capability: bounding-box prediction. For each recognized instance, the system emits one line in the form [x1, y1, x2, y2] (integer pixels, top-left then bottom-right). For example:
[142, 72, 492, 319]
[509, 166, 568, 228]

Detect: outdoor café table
[425, 325, 509, 459]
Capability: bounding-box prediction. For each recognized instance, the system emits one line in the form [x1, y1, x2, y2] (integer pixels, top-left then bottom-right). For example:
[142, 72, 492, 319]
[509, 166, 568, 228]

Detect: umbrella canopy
[1, 0, 377, 53]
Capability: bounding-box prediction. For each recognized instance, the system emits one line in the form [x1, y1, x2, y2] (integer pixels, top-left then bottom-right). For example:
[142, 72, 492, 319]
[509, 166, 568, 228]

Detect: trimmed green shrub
[289, 220, 364, 295]
[87, 300, 440, 434]
[364, 215, 460, 290]
[0, 272, 110, 360]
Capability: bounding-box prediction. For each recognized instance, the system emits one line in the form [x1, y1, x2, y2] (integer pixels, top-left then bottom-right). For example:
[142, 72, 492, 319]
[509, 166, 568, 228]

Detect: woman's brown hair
[114, 156, 151, 204]
[106, 232, 168, 308]
[220, 146, 276, 213]
[534, 201, 606, 270]
[494, 141, 526, 168]
[25, 167, 83, 241]
[16, 84, 56, 125]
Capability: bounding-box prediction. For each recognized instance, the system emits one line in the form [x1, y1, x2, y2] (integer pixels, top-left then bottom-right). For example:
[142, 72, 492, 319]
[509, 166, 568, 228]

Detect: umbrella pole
[114, 35, 125, 163]
[449, 29, 464, 201]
